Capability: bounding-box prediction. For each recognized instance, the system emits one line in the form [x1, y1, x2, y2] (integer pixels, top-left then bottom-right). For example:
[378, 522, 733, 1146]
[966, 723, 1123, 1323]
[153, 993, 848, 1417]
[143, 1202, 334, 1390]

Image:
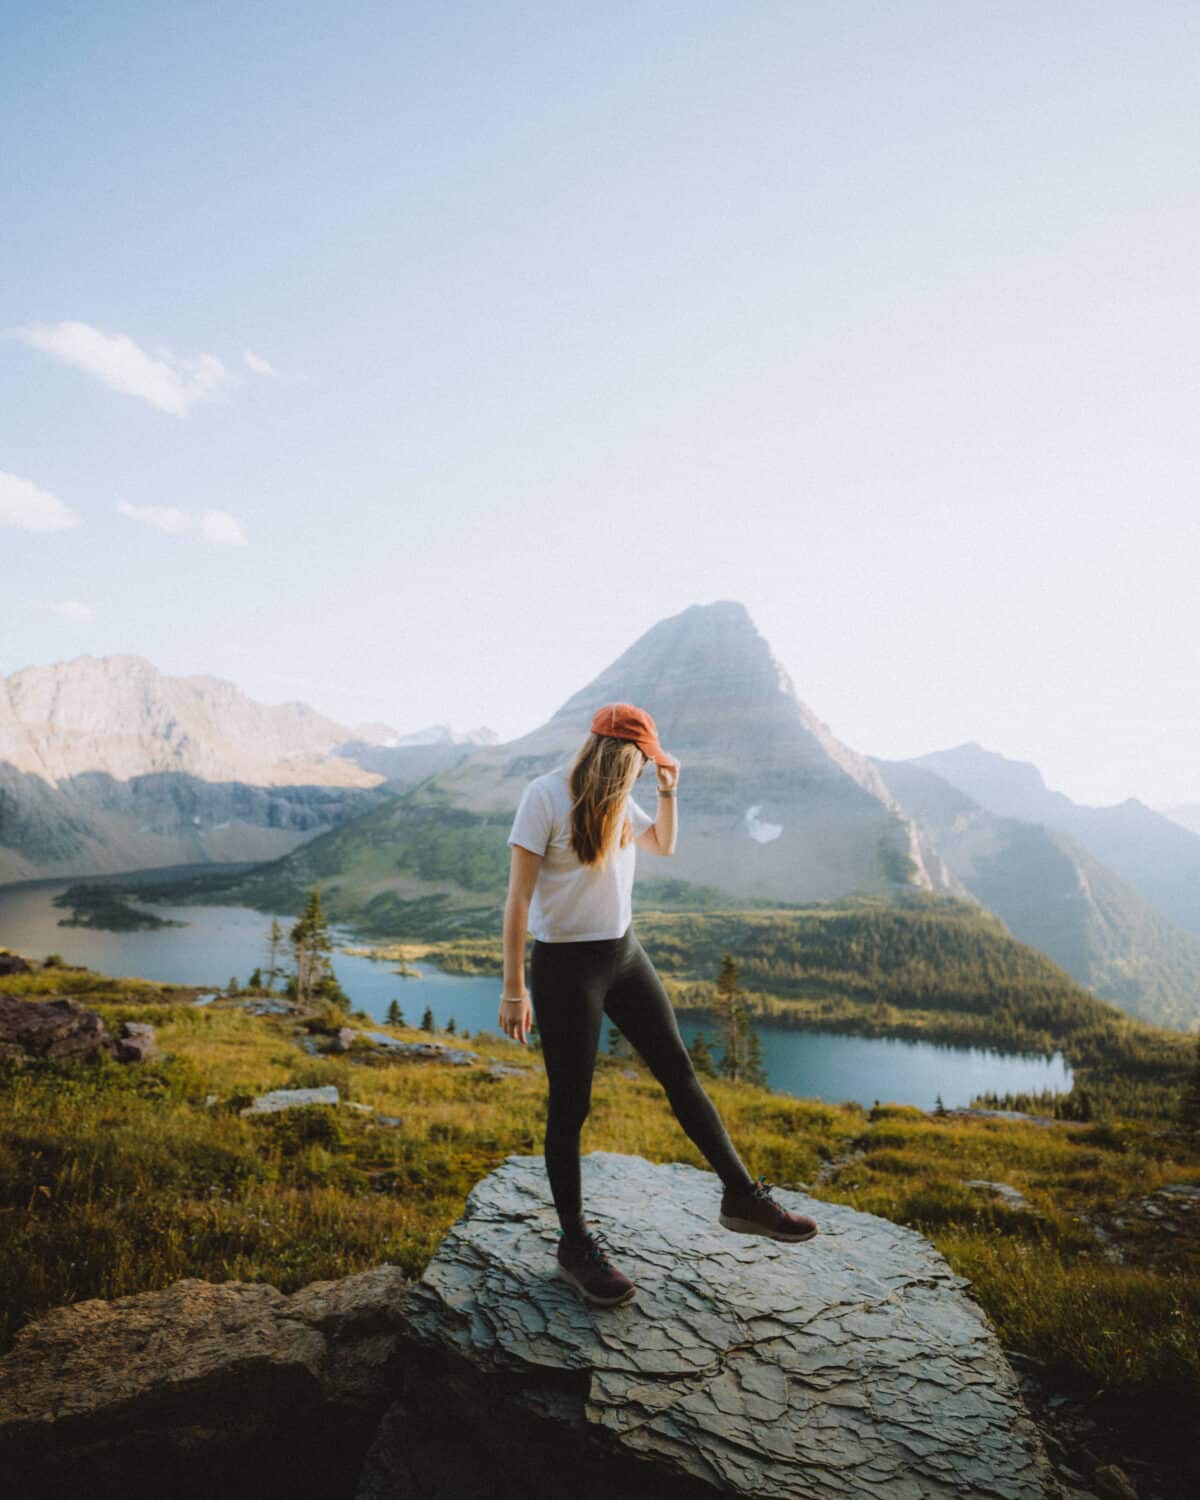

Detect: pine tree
[934, 1092, 947, 1116]
[386, 999, 405, 1027]
[247, 967, 263, 991]
[715, 953, 749, 1082]
[742, 1023, 768, 1089]
[688, 1030, 716, 1077]
[289, 888, 336, 1008]
[264, 918, 285, 993]
[227, 975, 240, 996]
[1179, 1032, 1200, 1139]
[446, 1016, 456, 1034]
[421, 1004, 435, 1032]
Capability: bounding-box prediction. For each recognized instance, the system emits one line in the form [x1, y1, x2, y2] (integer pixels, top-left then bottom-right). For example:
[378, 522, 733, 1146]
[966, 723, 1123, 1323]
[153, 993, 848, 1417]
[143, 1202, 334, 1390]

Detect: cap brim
[642, 743, 678, 770]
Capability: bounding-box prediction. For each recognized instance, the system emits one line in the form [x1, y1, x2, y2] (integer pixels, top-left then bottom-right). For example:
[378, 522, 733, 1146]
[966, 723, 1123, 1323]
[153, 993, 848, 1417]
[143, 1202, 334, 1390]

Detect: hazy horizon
[3, 3, 1197, 807]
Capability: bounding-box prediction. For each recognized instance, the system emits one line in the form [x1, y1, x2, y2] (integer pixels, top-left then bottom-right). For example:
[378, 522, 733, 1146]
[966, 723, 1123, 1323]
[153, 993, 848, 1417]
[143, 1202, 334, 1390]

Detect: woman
[500, 701, 818, 1308]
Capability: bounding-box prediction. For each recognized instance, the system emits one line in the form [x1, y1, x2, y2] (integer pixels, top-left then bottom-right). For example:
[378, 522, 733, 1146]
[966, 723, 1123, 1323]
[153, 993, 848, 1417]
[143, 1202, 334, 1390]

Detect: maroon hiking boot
[555, 1228, 637, 1307]
[719, 1174, 820, 1243]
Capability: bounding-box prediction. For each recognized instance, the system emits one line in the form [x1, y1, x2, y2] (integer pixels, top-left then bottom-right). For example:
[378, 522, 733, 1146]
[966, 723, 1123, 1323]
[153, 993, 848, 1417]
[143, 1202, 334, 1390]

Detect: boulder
[363, 1151, 1057, 1500]
[0, 1265, 412, 1500]
[240, 1085, 340, 1115]
[0, 994, 113, 1064]
[0, 953, 32, 976]
[114, 1020, 159, 1062]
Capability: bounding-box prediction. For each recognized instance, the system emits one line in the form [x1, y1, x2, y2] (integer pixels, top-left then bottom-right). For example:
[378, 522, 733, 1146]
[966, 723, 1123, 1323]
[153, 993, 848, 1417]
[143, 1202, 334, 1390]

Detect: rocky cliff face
[0, 654, 396, 883]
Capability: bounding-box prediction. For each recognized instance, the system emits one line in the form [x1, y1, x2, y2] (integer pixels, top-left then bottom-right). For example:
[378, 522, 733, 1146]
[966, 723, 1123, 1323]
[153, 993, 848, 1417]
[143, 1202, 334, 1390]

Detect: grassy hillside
[2, 956, 1198, 1495]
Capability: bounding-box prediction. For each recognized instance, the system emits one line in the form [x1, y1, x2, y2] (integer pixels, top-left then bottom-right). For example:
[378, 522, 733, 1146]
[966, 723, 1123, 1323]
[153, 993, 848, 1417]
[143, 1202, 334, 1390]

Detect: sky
[2, 1, 1197, 809]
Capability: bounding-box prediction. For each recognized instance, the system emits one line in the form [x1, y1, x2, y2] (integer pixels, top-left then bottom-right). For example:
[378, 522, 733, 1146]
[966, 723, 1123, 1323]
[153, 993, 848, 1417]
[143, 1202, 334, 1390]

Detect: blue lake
[0, 880, 1073, 1111]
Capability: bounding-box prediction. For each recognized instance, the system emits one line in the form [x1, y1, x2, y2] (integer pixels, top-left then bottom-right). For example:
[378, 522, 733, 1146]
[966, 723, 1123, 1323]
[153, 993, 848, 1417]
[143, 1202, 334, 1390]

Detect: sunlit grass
[2, 977, 1197, 1466]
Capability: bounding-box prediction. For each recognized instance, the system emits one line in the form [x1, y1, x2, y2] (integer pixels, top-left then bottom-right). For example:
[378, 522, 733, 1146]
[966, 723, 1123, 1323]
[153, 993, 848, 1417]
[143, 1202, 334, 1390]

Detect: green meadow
[2, 948, 1198, 1488]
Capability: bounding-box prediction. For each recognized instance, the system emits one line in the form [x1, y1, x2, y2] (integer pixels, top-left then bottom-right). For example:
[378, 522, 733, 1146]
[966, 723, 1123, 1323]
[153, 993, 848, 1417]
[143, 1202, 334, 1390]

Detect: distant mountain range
[92, 601, 1200, 1033]
[907, 742, 1200, 936]
[3, 608, 1198, 1030]
[0, 654, 496, 883]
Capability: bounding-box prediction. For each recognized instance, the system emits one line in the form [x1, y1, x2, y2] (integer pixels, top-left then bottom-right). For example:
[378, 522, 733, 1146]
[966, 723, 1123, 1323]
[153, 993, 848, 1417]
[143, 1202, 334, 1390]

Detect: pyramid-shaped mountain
[409, 600, 938, 903]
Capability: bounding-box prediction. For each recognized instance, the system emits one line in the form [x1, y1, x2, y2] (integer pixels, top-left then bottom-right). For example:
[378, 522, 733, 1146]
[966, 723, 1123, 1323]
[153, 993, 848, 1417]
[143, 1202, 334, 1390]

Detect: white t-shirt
[507, 767, 655, 941]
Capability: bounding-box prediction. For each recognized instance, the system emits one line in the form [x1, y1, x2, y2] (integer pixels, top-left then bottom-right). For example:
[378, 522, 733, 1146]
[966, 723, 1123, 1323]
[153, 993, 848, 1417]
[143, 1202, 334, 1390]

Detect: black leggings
[529, 923, 756, 1239]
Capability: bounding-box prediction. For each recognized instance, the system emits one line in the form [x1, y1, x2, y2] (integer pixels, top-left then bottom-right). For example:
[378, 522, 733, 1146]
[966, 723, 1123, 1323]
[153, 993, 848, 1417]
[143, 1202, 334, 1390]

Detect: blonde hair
[567, 732, 645, 868]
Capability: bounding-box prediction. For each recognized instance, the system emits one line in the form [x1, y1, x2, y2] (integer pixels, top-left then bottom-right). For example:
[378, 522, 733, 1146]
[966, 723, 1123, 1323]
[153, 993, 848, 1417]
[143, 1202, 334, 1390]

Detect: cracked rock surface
[361, 1150, 1055, 1500]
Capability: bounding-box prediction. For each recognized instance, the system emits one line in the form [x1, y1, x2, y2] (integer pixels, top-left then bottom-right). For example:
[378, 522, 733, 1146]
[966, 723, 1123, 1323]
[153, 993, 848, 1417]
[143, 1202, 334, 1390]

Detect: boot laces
[750, 1174, 782, 1209]
[558, 1227, 615, 1272]
[581, 1229, 615, 1271]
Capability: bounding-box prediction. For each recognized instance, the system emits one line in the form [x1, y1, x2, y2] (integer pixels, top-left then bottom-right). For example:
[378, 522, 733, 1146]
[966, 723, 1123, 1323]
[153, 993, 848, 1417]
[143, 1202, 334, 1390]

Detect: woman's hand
[656, 758, 679, 793]
[498, 994, 532, 1044]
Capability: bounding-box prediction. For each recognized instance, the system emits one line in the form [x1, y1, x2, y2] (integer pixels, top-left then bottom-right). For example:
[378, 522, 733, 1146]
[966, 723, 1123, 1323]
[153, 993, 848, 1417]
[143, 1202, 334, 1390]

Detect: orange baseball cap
[590, 702, 679, 769]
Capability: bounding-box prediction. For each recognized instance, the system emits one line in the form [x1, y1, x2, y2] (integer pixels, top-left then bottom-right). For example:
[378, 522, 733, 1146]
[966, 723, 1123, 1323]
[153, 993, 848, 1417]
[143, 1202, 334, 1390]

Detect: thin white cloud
[47, 599, 94, 621]
[9, 320, 232, 416]
[200, 508, 248, 546]
[0, 470, 82, 531]
[243, 348, 278, 376]
[116, 499, 193, 534]
[113, 498, 249, 546]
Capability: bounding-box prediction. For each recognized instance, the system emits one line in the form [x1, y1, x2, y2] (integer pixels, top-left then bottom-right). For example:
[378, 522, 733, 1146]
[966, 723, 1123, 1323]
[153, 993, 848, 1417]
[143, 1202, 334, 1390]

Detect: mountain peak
[550, 599, 799, 728]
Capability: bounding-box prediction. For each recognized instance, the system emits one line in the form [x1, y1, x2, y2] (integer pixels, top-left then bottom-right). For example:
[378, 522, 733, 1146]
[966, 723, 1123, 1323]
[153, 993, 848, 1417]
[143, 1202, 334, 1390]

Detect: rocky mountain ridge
[908, 742, 1200, 937]
[0, 654, 492, 884]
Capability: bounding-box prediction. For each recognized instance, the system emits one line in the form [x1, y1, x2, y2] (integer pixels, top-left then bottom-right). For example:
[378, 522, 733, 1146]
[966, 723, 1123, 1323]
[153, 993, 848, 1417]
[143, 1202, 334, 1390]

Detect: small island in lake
[52, 883, 188, 932]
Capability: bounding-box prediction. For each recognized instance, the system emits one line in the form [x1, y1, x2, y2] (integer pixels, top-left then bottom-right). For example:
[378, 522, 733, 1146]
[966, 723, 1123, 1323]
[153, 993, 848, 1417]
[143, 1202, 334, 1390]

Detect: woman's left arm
[638, 761, 678, 856]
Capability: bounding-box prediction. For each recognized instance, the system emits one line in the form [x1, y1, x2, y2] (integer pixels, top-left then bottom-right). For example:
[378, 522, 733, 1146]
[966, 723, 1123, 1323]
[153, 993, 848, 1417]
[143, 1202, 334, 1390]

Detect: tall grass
[2, 972, 1198, 1485]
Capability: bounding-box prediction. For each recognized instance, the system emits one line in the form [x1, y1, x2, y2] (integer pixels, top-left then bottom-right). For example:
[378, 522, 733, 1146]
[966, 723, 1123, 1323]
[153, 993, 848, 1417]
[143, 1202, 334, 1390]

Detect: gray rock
[240, 1085, 340, 1115]
[0, 1265, 412, 1499]
[0, 994, 146, 1066]
[361, 1031, 480, 1066]
[241, 998, 295, 1016]
[361, 1151, 1055, 1499]
[114, 1020, 159, 1062]
[964, 1179, 1035, 1211]
[1156, 1182, 1200, 1200]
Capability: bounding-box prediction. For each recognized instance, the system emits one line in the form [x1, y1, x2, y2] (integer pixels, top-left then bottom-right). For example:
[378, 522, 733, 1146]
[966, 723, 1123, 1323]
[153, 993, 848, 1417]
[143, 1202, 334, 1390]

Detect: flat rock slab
[241, 1085, 340, 1114]
[381, 1150, 1053, 1500]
